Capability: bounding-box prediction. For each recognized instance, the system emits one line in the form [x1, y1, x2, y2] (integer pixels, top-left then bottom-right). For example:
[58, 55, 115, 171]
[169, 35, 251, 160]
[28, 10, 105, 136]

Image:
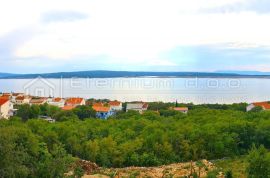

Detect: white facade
[246, 104, 255, 112]
[126, 103, 148, 114]
[109, 102, 123, 111]
[48, 98, 65, 108]
[0, 100, 12, 119]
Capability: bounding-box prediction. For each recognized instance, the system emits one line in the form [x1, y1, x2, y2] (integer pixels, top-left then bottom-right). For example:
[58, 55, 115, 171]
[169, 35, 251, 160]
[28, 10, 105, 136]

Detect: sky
[0, 0, 270, 73]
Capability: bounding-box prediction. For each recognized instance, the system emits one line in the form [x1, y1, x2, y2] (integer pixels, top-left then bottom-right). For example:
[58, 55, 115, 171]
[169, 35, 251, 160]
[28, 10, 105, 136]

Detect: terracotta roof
[65, 98, 84, 105]
[0, 98, 9, 106]
[92, 106, 110, 112]
[12, 93, 23, 96]
[16, 96, 25, 100]
[61, 105, 76, 111]
[253, 102, 270, 110]
[2, 93, 11, 96]
[109, 101, 121, 106]
[53, 97, 63, 102]
[174, 107, 189, 111]
[0, 96, 10, 100]
[93, 102, 104, 107]
[30, 98, 46, 104]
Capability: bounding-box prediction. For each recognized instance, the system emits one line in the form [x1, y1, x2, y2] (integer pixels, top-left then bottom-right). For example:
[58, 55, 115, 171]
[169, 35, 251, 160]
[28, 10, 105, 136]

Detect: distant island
[1, 70, 270, 79]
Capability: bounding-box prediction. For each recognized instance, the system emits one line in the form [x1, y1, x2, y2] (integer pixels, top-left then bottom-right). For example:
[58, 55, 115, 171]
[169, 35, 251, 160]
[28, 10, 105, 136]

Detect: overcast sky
[1, 0, 270, 73]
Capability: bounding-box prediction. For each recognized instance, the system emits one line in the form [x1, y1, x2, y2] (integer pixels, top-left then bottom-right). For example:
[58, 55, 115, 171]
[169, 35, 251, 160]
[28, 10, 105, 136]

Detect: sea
[0, 77, 269, 104]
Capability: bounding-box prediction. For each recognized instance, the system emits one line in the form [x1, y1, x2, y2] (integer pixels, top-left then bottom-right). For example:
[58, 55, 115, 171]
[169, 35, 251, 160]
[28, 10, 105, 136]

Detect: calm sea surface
[0, 78, 269, 104]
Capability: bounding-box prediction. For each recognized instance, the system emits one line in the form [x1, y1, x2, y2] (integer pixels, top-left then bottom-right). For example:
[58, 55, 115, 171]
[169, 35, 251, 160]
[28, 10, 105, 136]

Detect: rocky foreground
[73, 159, 224, 178]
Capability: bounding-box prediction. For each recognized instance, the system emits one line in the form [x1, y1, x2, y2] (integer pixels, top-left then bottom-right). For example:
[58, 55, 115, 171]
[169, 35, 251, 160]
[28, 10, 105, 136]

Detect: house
[246, 102, 270, 111]
[0, 98, 13, 119]
[65, 98, 86, 107]
[109, 101, 122, 111]
[48, 97, 65, 107]
[15, 95, 31, 105]
[61, 105, 76, 111]
[11, 93, 24, 103]
[173, 107, 189, 114]
[92, 105, 114, 119]
[30, 97, 47, 105]
[92, 102, 104, 107]
[126, 102, 148, 114]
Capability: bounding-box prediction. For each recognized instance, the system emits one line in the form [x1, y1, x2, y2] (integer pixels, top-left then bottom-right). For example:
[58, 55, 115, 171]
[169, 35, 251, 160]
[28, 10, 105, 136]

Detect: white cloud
[1, 0, 270, 69]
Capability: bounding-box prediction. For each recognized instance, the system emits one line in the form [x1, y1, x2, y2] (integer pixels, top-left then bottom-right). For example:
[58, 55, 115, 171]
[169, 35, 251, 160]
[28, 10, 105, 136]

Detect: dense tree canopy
[1, 102, 270, 177]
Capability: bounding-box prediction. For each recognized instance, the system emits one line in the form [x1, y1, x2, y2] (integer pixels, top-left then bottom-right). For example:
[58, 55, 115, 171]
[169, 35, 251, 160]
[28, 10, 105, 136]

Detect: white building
[48, 97, 65, 108]
[246, 102, 270, 112]
[0, 98, 13, 119]
[109, 101, 122, 111]
[173, 107, 189, 114]
[126, 102, 148, 114]
[15, 95, 31, 105]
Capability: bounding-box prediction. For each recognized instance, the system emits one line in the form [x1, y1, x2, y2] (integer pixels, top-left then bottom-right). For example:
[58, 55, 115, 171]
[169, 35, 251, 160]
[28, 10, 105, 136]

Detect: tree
[247, 145, 270, 178]
[16, 104, 32, 121]
[249, 106, 263, 112]
[73, 105, 96, 120]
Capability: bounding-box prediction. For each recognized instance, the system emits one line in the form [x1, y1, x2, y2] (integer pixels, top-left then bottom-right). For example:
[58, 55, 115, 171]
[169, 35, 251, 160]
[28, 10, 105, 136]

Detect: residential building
[61, 105, 76, 111]
[30, 97, 47, 105]
[92, 105, 114, 119]
[0, 98, 12, 119]
[246, 102, 270, 111]
[126, 102, 148, 114]
[65, 98, 86, 107]
[15, 95, 31, 105]
[173, 107, 189, 114]
[109, 101, 122, 111]
[48, 97, 65, 107]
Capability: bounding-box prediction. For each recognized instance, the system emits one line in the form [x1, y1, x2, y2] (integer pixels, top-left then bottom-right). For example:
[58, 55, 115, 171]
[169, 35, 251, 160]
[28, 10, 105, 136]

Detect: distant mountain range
[0, 70, 270, 79]
[216, 70, 270, 75]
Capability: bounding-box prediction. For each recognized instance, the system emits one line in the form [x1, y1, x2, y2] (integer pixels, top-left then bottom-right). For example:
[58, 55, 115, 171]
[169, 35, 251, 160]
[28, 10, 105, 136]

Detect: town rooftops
[30, 98, 47, 105]
[92, 106, 110, 112]
[65, 98, 84, 105]
[109, 101, 121, 106]
[93, 102, 104, 107]
[0, 98, 9, 106]
[61, 105, 76, 111]
[126, 102, 148, 109]
[252, 102, 270, 110]
[15, 96, 25, 100]
[52, 97, 63, 102]
[174, 107, 189, 111]
[0, 95, 10, 100]
[12, 93, 24, 96]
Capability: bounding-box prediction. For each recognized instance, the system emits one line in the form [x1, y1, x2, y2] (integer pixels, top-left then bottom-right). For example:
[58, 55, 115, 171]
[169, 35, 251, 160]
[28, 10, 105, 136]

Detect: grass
[213, 156, 248, 178]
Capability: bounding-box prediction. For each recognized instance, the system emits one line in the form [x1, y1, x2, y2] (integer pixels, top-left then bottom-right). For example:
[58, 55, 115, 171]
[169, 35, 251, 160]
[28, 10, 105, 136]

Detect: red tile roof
[61, 105, 76, 111]
[92, 106, 110, 112]
[174, 107, 189, 111]
[53, 97, 63, 102]
[93, 102, 104, 107]
[253, 102, 270, 110]
[30, 98, 46, 104]
[0, 98, 9, 106]
[0, 96, 10, 100]
[65, 98, 84, 105]
[16, 96, 25, 100]
[109, 101, 121, 106]
[2, 93, 11, 96]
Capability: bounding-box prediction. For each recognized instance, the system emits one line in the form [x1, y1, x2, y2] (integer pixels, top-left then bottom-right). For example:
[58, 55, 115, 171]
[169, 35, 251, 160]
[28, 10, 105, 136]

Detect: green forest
[1, 102, 270, 177]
